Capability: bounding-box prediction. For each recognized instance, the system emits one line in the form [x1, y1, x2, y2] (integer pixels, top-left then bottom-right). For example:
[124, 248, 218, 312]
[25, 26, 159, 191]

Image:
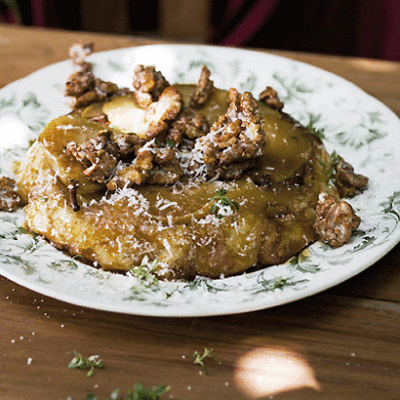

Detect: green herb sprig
[129, 256, 159, 288]
[193, 348, 222, 375]
[209, 188, 239, 219]
[305, 113, 325, 139]
[68, 351, 104, 377]
[327, 150, 342, 183]
[78, 382, 170, 400]
[166, 138, 176, 148]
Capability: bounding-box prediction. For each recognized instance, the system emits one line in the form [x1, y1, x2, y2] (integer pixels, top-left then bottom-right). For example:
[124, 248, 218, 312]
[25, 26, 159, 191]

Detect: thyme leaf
[129, 256, 159, 288]
[305, 114, 325, 139]
[193, 348, 222, 375]
[166, 138, 176, 148]
[307, 124, 325, 139]
[79, 382, 170, 400]
[327, 150, 342, 182]
[68, 351, 104, 377]
[209, 189, 239, 219]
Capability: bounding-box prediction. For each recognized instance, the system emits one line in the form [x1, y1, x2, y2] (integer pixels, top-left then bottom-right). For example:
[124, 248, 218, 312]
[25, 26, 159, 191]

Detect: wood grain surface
[1, 23, 400, 400]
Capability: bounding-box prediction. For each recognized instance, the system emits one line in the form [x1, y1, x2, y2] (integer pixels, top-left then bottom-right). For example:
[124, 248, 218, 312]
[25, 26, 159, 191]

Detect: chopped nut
[314, 194, 361, 247]
[66, 130, 119, 183]
[69, 42, 94, 67]
[189, 65, 214, 109]
[65, 42, 124, 110]
[65, 70, 95, 97]
[0, 177, 22, 211]
[195, 88, 266, 172]
[133, 65, 170, 108]
[147, 159, 183, 185]
[106, 140, 182, 190]
[334, 158, 369, 197]
[114, 132, 145, 160]
[168, 111, 210, 144]
[259, 86, 284, 111]
[144, 86, 182, 140]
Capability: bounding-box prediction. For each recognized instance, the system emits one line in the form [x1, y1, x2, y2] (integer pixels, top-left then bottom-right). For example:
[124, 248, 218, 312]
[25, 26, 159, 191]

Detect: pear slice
[38, 114, 106, 194]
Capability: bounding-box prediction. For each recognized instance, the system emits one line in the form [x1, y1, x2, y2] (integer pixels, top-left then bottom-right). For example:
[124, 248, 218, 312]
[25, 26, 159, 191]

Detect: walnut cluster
[334, 158, 369, 197]
[63, 49, 220, 190]
[65, 42, 125, 110]
[66, 130, 120, 184]
[106, 140, 183, 190]
[196, 88, 266, 168]
[60, 42, 368, 250]
[132, 65, 170, 108]
[314, 194, 361, 247]
[64, 45, 184, 189]
[189, 65, 214, 109]
[259, 86, 284, 111]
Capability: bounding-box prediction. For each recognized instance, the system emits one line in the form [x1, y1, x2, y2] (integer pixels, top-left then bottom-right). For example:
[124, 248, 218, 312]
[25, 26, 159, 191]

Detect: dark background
[4, 0, 400, 61]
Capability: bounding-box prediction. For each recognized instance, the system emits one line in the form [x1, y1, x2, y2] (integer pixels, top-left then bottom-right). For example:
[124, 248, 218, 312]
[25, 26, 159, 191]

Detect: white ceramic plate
[1, 44, 400, 317]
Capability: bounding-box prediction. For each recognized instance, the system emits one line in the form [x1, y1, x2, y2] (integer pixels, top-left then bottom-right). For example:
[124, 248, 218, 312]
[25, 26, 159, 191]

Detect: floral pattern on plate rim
[0, 44, 400, 317]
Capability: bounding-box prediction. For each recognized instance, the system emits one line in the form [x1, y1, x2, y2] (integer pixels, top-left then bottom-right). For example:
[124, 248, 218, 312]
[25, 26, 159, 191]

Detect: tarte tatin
[14, 43, 368, 280]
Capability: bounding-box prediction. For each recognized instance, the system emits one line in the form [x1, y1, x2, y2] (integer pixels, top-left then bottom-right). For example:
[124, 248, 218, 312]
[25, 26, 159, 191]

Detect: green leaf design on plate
[22, 92, 41, 108]
[184, 276, 231, 293]
[380, 191, 400, 220]
[0, 94, 16, 111]
[367, 111, 384, 124]
[335, 125, 387, 149]
[48, 259, 79, 272]
[272, 72, 314, 104]
[239, 71, 257, 93]
[350, 234, 377, 252]
[124, 284, 162, 302]
[18, 92, 50, 133]
[249, 271, 308, 294]
[108, 60, 125, 72]
[188, 60, 215, 73]
[1, 254, 37, 275]
[289, 251, 321, 274]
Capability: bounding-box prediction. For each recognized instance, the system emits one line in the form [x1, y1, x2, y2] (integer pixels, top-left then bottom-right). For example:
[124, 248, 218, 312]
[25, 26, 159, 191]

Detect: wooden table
[1, 24, 400, 400]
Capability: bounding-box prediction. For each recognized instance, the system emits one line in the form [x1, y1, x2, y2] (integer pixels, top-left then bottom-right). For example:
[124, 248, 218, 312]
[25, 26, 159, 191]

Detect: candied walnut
[114, 132, 145, 160]
[208, 160, 257, 180]
[69, 42, 94, 67]
[195, 88, 266, 169]
[0, 177, 22, 212]
[106, 141, 182, 190]
[65, 43, 123, 110]
[147, 159, 184, 185]
[94, 78, 120, 97]
[167, 111, 210, 145]
[65, 69, 95, 97]
[189, 65, 214, 109]
[72, 78, 121, 110]
[314, 194, 361, 247]
[65, 70, 121, 110]
[259, 86, 284, 111]
[133, 65, 170, 108]
[107, 164, 147, 188]
[144, 86, 182, 139]
[66, 130, 119, 183]
[166, 126, 182, 146]
[334, 158, 369, 197]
